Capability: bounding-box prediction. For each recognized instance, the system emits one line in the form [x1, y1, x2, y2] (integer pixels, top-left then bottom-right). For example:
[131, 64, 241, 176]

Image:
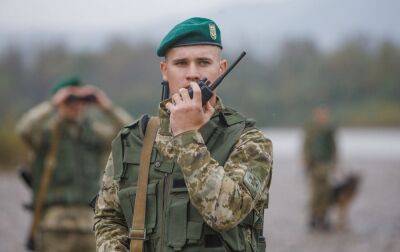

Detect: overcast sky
[0, 0, 285, 32]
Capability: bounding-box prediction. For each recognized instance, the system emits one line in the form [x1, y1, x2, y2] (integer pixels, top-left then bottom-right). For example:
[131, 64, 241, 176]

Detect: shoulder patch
[243, 164, 269, 199]
[243, 171, 262, 199]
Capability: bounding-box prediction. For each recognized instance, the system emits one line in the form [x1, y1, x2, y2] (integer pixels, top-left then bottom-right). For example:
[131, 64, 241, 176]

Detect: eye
[174, 60, 187, 66]
[198, 59, 211, 66]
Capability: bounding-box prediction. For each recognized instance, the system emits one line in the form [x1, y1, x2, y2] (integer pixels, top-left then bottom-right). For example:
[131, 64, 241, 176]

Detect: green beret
[157, 17, 222, 57]
[51, 76, 83, 95]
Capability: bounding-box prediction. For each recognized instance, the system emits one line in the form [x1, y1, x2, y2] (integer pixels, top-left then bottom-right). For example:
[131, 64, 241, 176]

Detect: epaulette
[119, 114, 150, 138]
[218, 107, 247, 127]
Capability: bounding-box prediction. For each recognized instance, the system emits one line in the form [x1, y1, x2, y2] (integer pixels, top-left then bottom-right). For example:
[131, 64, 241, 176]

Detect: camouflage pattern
[170, 128, 272, 230]
[303, 123, 336, 228]
[38, 231, 95, 252]
[17, 101, 133, 150]
[37, 206, 96, 252]
[303, 123, 336, 167]
[17, 101, 133, 251]
[94, 98, 273, 250]
[94, 155, 130, 252]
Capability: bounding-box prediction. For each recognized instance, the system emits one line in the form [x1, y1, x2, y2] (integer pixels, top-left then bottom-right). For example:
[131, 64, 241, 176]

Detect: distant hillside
[1, 36, 399, 127]
[1, 0, 399, 57]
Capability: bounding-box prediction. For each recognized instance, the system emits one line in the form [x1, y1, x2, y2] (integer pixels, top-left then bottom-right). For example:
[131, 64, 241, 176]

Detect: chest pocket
[117, 182, 158, 235]
[166, 179, 213, 251]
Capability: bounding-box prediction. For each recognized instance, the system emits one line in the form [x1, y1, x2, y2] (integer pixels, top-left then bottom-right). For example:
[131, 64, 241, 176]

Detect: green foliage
[0, 37, 399, 128]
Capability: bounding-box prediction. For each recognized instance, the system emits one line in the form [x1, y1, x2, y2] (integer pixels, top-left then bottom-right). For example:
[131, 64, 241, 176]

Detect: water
[262, 127, 400, 252]
[263, 127, 400, 162]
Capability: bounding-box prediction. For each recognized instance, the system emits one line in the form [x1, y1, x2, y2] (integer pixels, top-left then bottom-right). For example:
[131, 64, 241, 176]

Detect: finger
[189, 81, 202, 105]
[77, 86, 96, 96]
[58, 88, 73, 102]
[165, 102, 174, 111]
[172, 93, 182, 105]
[204, 101, 215, 118]
[179, 88, 190, 102]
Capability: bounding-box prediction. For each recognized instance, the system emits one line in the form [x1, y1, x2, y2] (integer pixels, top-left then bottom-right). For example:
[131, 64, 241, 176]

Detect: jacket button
[154, 161, 161, 168]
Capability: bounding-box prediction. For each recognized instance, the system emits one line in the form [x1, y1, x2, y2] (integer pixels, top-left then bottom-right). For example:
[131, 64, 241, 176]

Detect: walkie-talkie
[161, 51, 246, 104]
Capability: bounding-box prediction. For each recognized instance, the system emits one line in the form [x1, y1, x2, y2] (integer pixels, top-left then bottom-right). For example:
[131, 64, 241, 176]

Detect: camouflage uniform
[303, 123, 336, 229]
[17, 101, 133, 252]
[94, 98, 273, 251]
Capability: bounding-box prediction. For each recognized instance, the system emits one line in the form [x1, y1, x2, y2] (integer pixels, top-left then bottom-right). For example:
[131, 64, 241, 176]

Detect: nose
[185, 62, 200, 83]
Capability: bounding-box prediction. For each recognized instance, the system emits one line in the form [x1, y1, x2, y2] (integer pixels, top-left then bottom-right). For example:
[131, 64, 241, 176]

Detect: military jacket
[16, 101, 134, 207]
[31, 118, 104, 206]
[94, 99, 273, 252]
[303, 123, 336, 165]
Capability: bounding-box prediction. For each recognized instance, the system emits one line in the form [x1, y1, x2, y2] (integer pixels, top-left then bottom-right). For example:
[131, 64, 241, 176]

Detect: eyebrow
[171, 58, 187, 63]
[170, 56, 213, 63]
[196, 57, 213, 62]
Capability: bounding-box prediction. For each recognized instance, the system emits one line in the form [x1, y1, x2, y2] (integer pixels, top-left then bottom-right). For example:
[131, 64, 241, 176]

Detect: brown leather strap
[130, 117, 160, 252]
[28, 119, 62, 249]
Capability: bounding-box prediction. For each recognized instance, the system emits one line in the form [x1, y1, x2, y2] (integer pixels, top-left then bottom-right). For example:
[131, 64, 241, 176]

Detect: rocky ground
[1, 128, 399, 251]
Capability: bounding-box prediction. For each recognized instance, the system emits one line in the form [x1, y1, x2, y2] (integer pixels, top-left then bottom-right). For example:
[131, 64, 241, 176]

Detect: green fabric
[304, 123, 336, 163]
[32, 119, 104, 206]
[51, 76, 83, 95]
[157, 17, 222, 57]
[117, 182, 158, 234]
[113, 107, 264, 251]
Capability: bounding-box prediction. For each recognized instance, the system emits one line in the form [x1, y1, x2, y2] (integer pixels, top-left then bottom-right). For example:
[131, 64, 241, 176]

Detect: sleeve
[92, 105, 134, 144]
[16, 101, 54, 150]
[94, 154, 129, 252]
[172, 128, 273, 231]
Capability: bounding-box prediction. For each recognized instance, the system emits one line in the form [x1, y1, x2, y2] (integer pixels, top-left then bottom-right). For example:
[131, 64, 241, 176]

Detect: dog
[330, 173, 361, 230]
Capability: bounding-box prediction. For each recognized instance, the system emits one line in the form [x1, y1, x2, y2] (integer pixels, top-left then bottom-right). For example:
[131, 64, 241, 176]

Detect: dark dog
[330, 173, 361, 230]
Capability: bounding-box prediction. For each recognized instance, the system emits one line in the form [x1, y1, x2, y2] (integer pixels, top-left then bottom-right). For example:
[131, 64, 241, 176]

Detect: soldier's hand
[52, 87, 75, 107]
[166, 81, 214, 136]
[78, 86, 113, 111]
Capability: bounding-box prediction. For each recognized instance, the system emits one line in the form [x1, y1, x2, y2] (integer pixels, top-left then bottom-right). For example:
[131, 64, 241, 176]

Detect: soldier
[303, 106, 336, 231]
[17, 76, 133, 251]
[94, 17, 273, 251]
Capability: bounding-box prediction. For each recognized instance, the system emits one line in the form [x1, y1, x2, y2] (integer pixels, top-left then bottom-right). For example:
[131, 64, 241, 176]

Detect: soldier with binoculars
[16, 76, 133, 252]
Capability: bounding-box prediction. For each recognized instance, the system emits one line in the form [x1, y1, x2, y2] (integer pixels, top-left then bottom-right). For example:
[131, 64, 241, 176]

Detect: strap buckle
[129, 228, 146, 240]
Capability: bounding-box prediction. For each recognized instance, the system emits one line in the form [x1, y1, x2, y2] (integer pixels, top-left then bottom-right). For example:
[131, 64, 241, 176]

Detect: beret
[51, 76, 83, 95]
[157, 17, 222, 57]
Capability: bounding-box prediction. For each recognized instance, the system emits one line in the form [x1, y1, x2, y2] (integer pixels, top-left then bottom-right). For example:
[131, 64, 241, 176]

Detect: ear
[160, 60, 168, 81]
[219, 59, 228, 74]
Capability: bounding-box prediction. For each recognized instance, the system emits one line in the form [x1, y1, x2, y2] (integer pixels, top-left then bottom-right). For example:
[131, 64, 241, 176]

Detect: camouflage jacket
[16, 101, 133, 151]
[303, 122, 336, 167]
[16, 101, 133, 231]
[94, 98, 273, 251]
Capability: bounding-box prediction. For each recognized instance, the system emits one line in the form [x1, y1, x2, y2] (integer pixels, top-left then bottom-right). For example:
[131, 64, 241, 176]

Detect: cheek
[167, 68, 187, 94]
[69, 103, 85, 113]
[205, 66, 222, 83]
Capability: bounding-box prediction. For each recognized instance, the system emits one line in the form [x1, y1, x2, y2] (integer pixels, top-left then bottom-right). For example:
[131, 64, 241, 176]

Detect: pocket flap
[167, 196, 189, 250]
[187, 221, 203, 241]
[123, 147, 157, 164]
[118, 182, 158, 233]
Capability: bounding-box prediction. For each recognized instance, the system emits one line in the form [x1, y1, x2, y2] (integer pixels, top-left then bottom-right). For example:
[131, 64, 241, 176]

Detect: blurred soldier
[303, 106, 336, 231]
[94, 17, 273, 251]
[16, 77, 133, 251]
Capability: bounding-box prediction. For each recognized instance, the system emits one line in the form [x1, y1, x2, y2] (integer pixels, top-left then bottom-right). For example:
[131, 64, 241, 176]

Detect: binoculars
[65, 94, 97, 104]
